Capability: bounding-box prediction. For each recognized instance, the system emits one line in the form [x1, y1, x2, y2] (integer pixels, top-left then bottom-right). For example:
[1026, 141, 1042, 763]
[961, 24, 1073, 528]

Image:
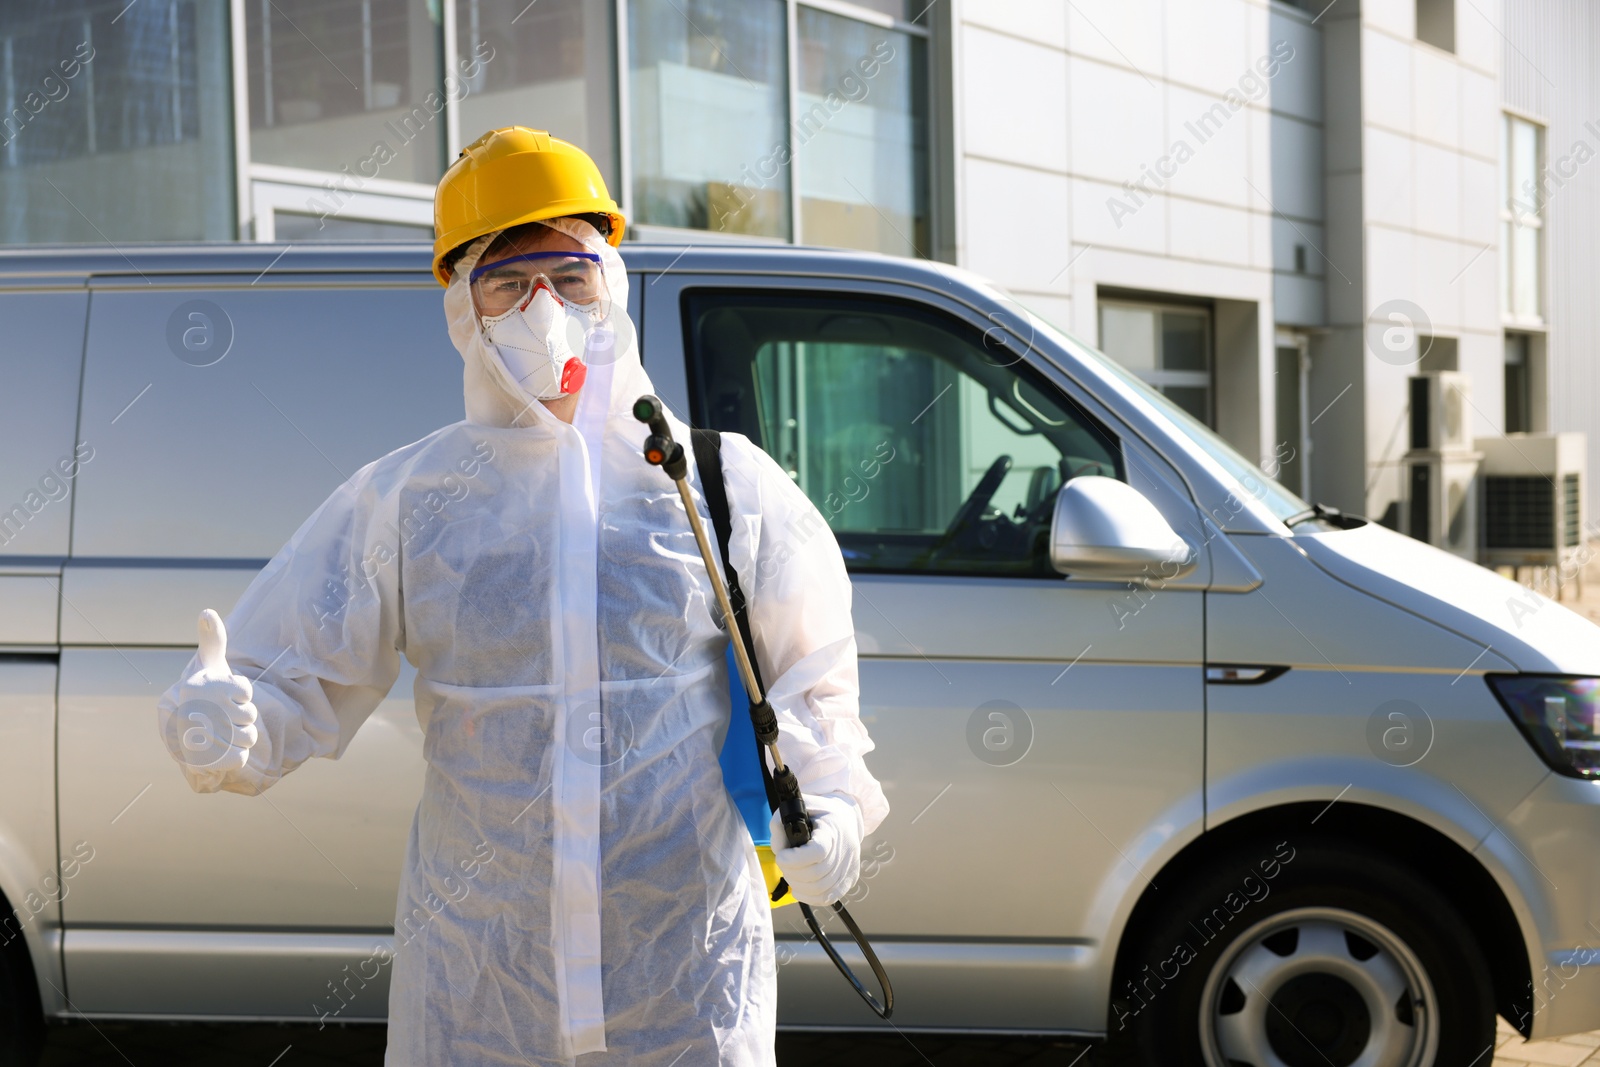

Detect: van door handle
[1205, 664, 1289, 684]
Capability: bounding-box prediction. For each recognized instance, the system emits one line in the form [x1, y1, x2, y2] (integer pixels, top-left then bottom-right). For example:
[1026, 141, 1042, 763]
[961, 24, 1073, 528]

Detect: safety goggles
[469, 251, 606, 316]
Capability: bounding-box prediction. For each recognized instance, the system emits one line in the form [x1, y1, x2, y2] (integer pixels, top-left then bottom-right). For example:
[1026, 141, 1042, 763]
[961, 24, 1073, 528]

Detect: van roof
[0, 242, 969, 289]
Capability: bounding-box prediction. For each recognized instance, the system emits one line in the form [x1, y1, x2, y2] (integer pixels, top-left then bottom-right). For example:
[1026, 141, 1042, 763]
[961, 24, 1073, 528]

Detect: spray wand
[634, 395, 893, 1019]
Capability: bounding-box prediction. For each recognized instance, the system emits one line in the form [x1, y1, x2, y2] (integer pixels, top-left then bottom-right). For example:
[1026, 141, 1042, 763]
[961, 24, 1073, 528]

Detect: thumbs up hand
[169, 609, 259, 772]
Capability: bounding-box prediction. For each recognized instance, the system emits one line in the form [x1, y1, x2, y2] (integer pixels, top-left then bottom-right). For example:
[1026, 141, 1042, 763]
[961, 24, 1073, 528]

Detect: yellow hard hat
[432, 126, 626, 286]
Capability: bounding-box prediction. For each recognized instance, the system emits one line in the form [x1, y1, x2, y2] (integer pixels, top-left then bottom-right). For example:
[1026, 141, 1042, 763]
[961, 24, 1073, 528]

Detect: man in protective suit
[156, 127, 889, 1065]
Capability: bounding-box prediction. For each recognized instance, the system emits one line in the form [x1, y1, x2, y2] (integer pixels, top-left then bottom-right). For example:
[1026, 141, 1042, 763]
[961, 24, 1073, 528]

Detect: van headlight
[1486, 675, 1600, 779]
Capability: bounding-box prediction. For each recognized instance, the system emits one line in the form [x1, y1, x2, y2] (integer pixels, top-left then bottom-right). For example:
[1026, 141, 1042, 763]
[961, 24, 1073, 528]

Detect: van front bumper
[1494, 772, 1600, 1039]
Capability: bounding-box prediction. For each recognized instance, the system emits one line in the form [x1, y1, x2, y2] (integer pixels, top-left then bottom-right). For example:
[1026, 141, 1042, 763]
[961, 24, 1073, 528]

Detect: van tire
[1110, 840, 1495, 1067]
[0, 912, 45, 1067]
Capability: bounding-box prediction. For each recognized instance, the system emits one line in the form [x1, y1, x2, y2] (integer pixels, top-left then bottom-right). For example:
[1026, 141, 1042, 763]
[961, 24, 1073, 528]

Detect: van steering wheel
[933, 454, 1013, 554]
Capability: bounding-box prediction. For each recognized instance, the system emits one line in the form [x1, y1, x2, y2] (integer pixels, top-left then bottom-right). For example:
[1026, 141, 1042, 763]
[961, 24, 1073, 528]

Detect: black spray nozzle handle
[780, 802, 815, 848]
[633, 395, 688, 480]
[642, 433, 673, 466]
[632, 394, 673, 440]
[771, 766, 814, 848]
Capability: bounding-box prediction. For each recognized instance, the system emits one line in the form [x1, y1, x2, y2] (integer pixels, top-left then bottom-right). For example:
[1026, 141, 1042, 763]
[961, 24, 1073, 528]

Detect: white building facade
[953, 0, 1519, 531]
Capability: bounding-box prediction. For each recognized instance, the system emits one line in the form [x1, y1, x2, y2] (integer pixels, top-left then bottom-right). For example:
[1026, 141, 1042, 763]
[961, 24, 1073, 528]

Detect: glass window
[628, 0, 789, 237]
[838, 0, 916, 19]
[1508, 117, 1538, 204]
[1511, 219, 1539, 316]
[0, 1, 233, 243]
[453, 0, 616, 183]
[1502, 113, 1543, 321]
[685, 290, 1122, 577]
[246, 0, 444, 185]
[1097, 300, 1213, 426]
[274, 212, 431, 241]
[1097, 304, 1156, 373]
[795, 7, 926, 256]
[1161, 313, 1207, 371]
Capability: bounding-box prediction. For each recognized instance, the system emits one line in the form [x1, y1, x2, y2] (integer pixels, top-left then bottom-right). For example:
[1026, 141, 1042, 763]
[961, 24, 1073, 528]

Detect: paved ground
[1494, 1016, 1600, 1067]
[32, 549, 1600, 1066]
[31, 1016, 1600, 1066]
[34, 1021, 1108, 1066]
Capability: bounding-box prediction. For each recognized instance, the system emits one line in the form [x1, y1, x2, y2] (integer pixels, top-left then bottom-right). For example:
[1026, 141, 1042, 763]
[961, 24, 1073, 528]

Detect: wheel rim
[1198, 906, 1439, 1067]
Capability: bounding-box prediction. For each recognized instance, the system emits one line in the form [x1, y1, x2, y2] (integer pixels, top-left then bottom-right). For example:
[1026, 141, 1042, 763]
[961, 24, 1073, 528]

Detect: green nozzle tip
[633, 398, 654, 421]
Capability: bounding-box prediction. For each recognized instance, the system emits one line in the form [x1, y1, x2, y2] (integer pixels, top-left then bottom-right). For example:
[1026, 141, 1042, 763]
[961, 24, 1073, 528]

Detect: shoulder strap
[690, 428, 767, 694]
[690, 428, 779, 811]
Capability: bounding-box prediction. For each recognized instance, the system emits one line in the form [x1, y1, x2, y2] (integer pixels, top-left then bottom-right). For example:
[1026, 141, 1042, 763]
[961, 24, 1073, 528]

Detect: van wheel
[0, 917, 45, 1067]
[1112, 842, 1495, 1067]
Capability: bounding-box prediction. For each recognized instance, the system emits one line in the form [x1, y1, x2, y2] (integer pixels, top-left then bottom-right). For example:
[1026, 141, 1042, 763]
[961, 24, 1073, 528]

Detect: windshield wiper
[1285, 502, 1365, 530]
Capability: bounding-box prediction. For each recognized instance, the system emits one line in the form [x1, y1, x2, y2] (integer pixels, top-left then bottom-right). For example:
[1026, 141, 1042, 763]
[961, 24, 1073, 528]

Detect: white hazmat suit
[156, 218, 889, 1065]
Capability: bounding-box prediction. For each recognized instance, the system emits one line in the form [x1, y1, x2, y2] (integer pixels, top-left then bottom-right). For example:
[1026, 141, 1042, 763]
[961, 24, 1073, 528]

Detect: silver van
[2, 242, 1598, 1065]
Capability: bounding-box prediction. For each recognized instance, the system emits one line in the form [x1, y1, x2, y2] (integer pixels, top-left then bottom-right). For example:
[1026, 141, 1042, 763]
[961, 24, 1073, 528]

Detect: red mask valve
[560, 358, 587, 394]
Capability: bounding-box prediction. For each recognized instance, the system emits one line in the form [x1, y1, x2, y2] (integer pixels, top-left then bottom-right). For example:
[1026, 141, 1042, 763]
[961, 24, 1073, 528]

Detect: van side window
[684, 291, 1122, 577]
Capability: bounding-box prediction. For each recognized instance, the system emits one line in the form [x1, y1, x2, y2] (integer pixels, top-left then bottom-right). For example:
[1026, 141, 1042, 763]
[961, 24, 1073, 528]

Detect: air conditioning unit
[1403, 452, 1481, 558]
[1409, 371, 1472, 453]
[1476, 432, 1587, 571]
[1403, 372, 1480, 558]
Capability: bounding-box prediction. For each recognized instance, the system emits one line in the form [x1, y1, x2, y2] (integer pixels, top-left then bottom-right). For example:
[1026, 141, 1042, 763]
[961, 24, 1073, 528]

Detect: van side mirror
[1049, 476, 1196, 579]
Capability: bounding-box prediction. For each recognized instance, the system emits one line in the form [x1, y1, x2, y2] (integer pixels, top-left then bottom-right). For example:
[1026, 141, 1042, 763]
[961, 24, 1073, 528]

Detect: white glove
[769, 793, 864, 906]
[164, 609, 259, 773]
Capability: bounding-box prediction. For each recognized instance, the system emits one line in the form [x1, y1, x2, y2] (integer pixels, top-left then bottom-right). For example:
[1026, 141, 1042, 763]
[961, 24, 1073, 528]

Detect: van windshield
[1011, 298, 1312, 523]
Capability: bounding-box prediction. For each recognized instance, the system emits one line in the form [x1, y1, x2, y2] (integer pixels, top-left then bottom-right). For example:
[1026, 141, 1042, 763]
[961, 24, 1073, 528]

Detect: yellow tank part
[757, 844, 796, 909]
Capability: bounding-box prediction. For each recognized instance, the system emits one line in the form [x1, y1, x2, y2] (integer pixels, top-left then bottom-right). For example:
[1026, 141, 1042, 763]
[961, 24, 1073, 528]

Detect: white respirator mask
[445, 219, 621, 404]
[478, 281, 594, 399]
